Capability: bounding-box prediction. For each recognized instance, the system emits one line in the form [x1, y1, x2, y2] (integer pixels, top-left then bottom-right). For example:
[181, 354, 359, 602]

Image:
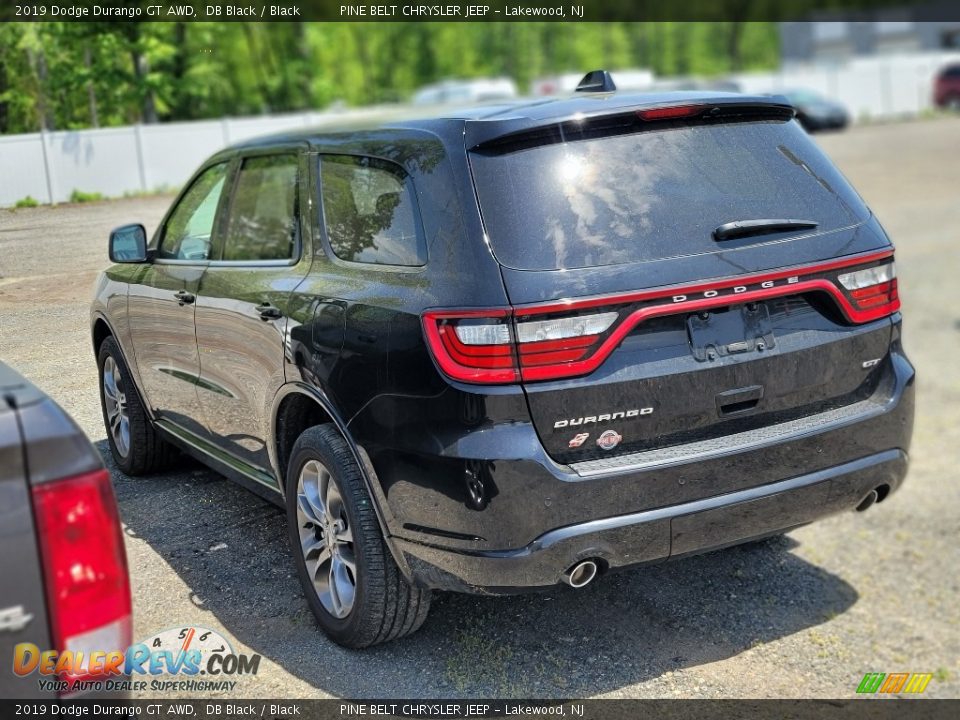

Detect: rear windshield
[470, 119, 869, 271]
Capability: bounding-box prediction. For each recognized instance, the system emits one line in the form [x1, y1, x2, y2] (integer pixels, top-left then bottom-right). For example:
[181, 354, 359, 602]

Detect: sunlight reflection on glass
[558, 153, 586, 183]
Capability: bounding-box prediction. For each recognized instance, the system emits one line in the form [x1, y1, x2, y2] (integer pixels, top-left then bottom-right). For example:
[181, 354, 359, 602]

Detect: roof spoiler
[466, 97, 797, 151]
[576, 70, 617, 93]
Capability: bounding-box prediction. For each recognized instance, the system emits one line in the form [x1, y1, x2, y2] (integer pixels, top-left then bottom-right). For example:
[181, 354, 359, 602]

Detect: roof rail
[575, 70, 617, 93]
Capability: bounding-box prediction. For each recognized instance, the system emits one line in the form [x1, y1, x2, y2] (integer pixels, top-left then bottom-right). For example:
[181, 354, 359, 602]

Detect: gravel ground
[0, 118, 958, 699]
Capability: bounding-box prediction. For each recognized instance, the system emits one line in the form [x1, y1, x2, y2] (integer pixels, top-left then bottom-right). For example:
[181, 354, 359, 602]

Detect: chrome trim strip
[571, 396, 889, 478]
[156, 419, 279, 491]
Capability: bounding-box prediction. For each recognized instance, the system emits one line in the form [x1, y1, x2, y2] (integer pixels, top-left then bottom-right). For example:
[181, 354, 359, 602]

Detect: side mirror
[109, 224, 148, 263]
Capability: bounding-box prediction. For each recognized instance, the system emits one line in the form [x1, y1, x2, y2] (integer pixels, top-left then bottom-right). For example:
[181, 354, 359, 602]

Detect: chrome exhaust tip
[856, 489, 879, 512]
[563, 559, 599, 588]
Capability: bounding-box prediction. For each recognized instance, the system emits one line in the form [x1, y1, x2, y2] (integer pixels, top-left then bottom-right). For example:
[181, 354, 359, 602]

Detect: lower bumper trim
[398, 449, 908, 593]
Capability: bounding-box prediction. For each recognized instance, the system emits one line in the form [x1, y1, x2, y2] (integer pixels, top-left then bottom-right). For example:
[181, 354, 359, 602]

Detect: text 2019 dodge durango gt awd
[91, 84, 914, 647]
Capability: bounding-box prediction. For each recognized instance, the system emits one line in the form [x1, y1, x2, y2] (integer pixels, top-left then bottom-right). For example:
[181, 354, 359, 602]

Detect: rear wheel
[97, 336, 176, 475]
[285, 424, 430, 648]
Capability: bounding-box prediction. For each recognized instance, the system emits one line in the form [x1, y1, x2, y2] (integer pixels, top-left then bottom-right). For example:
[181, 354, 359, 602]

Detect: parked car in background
[781, 89, 850, 132]
[412, 77, 517, 105]
[0, 363, 131, 697]
[92, 76, 913, 649]
[933, 63, 960, 109]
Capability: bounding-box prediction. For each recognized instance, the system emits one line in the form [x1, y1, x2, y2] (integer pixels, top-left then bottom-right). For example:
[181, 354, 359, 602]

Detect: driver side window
[158, 163, 228, 260]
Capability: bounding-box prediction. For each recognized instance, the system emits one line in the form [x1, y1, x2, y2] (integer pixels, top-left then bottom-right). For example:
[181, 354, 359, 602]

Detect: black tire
[285, 424, 431, 648]
[97, 335, 177, 475]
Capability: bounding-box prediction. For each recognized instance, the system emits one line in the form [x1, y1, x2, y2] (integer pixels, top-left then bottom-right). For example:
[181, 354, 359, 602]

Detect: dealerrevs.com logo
[12, 626, 260, 695]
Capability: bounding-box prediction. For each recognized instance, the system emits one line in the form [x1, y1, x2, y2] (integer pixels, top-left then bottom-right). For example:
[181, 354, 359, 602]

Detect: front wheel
[285, 425, 430, 648]
[97, 336, 176, 475]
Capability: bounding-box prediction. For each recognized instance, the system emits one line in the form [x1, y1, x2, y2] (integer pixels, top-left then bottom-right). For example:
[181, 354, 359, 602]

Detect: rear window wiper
[713, 218, 818, 241]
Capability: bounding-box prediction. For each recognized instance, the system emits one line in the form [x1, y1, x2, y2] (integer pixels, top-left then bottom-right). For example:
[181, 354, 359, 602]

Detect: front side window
[320, 156, 425, 267]
[159, 163, 228, 260]
[222, 155, 299, 262]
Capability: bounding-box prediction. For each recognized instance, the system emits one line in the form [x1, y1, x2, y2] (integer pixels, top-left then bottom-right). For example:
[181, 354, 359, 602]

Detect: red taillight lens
[850, 279, 898, 309]
[32, 469, 131, 685]
[514, 311, 618, 373]
[423, 309, 619, 383]
[423, 310, 519, 383]
[837, 261, 900, 315]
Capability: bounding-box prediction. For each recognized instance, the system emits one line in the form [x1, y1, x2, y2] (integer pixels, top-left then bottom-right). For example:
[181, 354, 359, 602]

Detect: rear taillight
[423, 309, 619, 383]
[837, 262, 899, 311]
[515, 312, 618, 368]
[423, 310, 519, 383]
[423, 252, 900, 385]
[32, 468, 131, 686]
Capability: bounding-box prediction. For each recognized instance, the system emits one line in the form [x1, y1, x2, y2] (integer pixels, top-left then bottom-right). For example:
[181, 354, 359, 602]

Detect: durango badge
[596, 430, 622, 451]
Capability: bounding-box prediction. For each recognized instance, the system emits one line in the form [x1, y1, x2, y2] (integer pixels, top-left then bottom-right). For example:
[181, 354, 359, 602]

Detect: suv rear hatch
[464, 99, 899, 466]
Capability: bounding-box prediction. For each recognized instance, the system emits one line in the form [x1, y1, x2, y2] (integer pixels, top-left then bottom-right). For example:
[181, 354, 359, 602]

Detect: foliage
[69, 189, 105, 203]
[14, 195, 40, 208]
[0, 22, 779, 134]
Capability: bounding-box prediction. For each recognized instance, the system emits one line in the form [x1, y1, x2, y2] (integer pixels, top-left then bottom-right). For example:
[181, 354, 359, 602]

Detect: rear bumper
[383, 345, 914, 593]
[398, 448, 907, 593]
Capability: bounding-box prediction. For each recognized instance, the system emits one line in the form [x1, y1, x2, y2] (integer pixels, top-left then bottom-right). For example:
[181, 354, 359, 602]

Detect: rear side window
[470, 119, 871, 271]
[319, 156, 426, 267]
[159, 162, 228, 260]
[222, 155, 298, 262]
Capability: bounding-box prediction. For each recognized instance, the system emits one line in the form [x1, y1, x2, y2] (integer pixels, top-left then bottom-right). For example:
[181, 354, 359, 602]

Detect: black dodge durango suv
[91, 85, 914, 648]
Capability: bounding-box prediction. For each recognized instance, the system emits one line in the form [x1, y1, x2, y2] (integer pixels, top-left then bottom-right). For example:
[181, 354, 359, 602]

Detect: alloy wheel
[102, 356, 130, 458]
[296, 459, 357, 618]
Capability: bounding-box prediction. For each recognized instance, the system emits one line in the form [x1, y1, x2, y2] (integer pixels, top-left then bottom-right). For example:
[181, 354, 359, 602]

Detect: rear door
[194, 150, 311, 480]
[469, 107, 897, 466]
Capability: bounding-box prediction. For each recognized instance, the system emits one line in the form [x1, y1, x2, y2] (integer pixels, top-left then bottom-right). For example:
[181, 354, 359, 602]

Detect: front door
[194, 152, 310, 478]
[128, 162, 229, 438]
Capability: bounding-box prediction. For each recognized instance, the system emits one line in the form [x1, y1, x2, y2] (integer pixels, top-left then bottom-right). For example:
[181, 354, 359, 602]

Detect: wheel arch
[91, 312, 155, 423]
[92, 315, 114, 357]
[270, 382, 412, 578]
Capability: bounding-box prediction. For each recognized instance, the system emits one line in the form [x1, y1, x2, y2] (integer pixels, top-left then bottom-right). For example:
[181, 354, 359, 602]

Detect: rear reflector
[32, 468, 132, 686]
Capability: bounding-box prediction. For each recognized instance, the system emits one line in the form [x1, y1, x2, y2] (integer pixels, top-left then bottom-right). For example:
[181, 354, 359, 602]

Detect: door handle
[256, 303, 282, 321]
[174, 290, 195, 306]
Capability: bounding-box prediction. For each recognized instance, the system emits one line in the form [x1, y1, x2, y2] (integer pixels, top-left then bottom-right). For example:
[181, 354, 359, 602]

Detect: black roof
[227, 91, 793, 153]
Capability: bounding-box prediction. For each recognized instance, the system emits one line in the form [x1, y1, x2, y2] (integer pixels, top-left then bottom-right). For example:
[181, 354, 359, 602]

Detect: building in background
[781, 11, 960, 66]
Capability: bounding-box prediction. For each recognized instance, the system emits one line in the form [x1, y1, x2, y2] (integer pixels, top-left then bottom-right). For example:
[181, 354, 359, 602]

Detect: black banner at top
[0, 700, 958, 720]
[3, 0, 960, 23]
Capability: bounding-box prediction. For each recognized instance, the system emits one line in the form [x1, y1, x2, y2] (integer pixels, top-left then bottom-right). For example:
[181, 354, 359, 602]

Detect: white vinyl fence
[733, 50, 960, 120]
[0, 107, 397, 207]
[2, 51, 959, 208]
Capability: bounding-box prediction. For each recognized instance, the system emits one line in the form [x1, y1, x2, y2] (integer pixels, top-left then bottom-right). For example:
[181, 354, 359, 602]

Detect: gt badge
[568, 432, 590, 448]
[596, 430, 622, 451]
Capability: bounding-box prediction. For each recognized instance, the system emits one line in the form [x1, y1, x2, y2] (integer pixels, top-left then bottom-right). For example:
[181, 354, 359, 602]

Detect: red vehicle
[934, 64, 960, 110]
